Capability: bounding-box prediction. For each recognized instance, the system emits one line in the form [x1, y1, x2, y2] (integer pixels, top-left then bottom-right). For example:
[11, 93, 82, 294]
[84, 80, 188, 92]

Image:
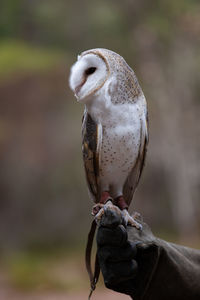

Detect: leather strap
[85, 220, 100, 299]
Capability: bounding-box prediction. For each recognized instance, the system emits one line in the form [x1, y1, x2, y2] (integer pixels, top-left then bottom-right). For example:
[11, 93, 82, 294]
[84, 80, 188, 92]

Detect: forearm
[142, 241, 200, 300]
[97, 212, 200, 300]
[127, 226, 200, 300]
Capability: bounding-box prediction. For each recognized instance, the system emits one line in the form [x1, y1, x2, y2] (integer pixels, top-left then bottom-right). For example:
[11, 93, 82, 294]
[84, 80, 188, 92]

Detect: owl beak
[74, 77, 86, 98]
[74, 85, 81, 97]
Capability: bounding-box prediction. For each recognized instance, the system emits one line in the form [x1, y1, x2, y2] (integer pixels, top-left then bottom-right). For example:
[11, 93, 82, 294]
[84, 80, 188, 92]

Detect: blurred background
[0, 0, 200, 299]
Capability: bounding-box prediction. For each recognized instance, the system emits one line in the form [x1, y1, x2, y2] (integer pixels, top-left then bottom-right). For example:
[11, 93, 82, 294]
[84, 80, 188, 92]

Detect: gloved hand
[96, 206, 200, 300]
[96, 207, 157, 299]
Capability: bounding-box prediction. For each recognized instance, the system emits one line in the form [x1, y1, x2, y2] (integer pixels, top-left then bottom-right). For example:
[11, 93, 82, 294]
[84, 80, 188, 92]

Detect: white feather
[69, 54, 107, 101]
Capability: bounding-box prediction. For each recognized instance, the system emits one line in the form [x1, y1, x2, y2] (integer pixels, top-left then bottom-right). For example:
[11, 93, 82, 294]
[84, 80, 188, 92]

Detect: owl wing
[123, 113, 148, 207]
[82, 109, 102, 203]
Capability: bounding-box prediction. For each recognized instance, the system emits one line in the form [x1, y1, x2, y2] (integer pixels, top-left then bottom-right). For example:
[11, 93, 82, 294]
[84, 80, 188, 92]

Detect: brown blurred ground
[0, 285, 130, 300]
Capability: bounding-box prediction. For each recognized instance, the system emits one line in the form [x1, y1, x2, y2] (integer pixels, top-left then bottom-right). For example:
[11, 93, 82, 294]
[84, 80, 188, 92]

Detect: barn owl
[69, 48, 148, 229]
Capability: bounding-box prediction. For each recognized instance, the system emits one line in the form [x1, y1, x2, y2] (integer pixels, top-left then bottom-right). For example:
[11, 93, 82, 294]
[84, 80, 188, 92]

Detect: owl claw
[122, 209, 142, 230]
[92, 190, 114, 216]
[95, 208, 105, 224]
[92, 202, 142, 230]
[92, 203, 104, 216]
[93, 200, 122, 225]
[93, 200, 113, 220]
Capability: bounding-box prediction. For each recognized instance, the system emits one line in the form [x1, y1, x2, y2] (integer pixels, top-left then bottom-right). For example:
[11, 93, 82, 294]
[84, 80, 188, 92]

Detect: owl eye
[85, 67, 96, 76]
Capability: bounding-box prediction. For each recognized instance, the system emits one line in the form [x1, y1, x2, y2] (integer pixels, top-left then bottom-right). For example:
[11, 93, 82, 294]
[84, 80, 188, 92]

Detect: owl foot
[92, 191, 113, 216]
[132, 211, 143, 222]
[122, 209, 142, 230]
[94, 200, 123, 226]
[92, 203, 104, 216]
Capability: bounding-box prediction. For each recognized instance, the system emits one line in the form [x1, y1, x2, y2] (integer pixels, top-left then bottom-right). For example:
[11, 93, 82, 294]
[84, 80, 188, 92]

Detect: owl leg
[114, 196, 142, 230]
[92, 191, 113, 216]
[114, 195, 128, 210]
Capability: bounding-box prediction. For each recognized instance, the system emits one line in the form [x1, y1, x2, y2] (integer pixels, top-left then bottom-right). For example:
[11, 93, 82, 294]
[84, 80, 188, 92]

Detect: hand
[96, 208, 138, 296]
[96, 207, 157, 298]
[97, 207, 200, 300]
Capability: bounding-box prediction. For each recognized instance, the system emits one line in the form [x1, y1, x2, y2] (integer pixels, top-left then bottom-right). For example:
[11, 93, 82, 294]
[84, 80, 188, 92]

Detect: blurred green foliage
[0, 0, 198, 50]
[0, 40, 64, 79]
[3, 247, 88, 291]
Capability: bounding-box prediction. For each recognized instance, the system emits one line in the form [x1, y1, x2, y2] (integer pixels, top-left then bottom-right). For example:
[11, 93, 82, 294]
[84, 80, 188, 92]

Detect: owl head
[69, 48, 142, 103]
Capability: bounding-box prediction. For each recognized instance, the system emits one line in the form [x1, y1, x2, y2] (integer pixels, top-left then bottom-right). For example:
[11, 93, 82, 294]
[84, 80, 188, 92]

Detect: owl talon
[94, 200, 122, 225]
[129, 219, 142, 230]
[132, 211, 143, 222]
[122, 209, 142, 230]
[103, 200, 122, 214]
[92, 192, 113, 216]
[92, 203, 104, 216]
[93, 200, 113, 220]
[95, 207, 105, 223]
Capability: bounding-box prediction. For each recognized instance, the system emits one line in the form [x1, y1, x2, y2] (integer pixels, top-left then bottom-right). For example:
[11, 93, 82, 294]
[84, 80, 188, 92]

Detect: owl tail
[85, 220, 100, 299]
